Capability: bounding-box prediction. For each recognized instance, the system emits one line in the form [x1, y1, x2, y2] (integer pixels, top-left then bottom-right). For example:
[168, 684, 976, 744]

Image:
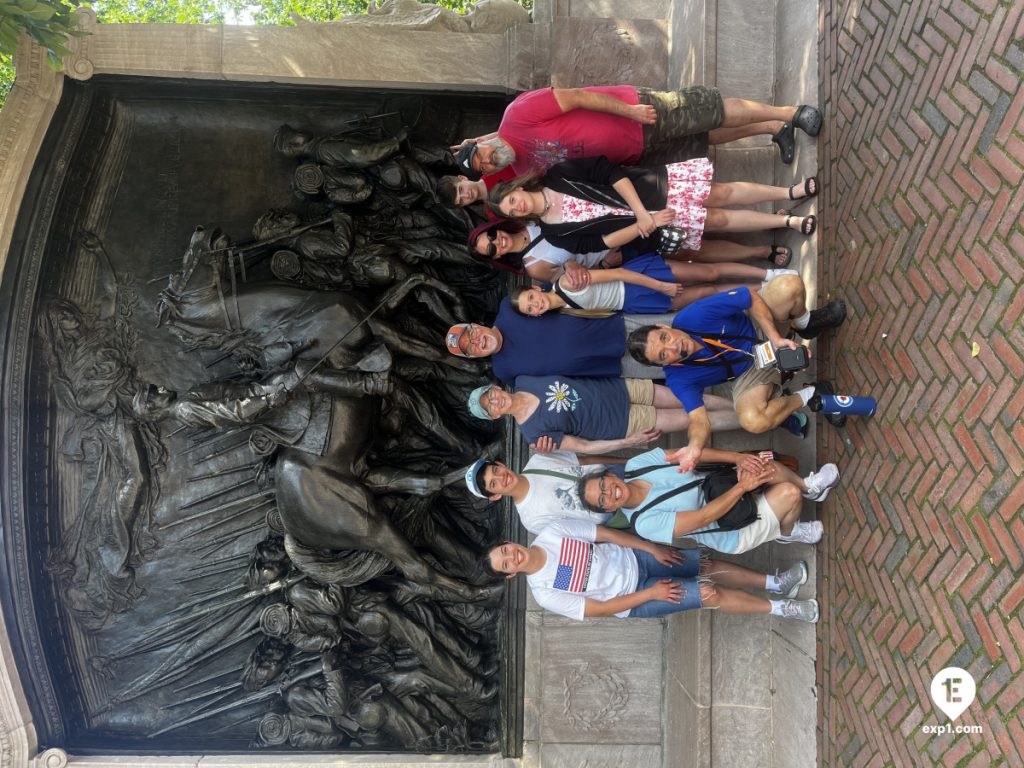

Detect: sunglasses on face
[479, 230, 498, 259]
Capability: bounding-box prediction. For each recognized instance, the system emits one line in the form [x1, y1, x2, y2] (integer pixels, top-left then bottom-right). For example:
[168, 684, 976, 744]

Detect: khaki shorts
[624, 378, 657, 434]
[731, 361, 782, 407]
[731, 284, 787, 405]
[637, 86, 724, 164]
[732, 493, 783, 553]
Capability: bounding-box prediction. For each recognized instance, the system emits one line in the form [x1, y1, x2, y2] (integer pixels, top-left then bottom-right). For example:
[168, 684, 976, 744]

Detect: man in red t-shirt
[452, 85, 821, 179]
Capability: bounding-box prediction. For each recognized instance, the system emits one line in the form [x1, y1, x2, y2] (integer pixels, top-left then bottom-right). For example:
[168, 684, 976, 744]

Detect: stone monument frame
[0, 8, 548, 767]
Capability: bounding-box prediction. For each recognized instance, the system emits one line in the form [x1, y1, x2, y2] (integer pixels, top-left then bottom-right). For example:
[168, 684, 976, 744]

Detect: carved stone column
[0, 607, 37, 768]
[28, 748, 68, 768]
[0, 36, 64, 277]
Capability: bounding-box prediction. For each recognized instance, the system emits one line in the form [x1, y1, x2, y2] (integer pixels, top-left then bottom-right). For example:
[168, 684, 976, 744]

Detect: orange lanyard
[669, 337, 754, 366]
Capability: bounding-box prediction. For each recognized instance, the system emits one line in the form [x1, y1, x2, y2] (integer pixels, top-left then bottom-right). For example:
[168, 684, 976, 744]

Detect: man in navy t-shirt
[626, 275, 846, 471]
[445, 299, 665, 384]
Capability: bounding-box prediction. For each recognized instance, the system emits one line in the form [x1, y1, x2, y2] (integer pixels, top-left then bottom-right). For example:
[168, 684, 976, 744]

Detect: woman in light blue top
[578, 447, 840, 552]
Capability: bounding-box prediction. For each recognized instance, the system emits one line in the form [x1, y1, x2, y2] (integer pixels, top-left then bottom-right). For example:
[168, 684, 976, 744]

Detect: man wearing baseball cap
[465, 450, 623, 535]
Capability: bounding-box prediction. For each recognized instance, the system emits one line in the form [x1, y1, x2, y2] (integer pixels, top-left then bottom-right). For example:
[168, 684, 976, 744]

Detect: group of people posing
[437, 83, 848, 624]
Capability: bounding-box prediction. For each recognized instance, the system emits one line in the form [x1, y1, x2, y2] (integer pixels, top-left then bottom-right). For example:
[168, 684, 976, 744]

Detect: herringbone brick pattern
[818, 0, 1024, 765]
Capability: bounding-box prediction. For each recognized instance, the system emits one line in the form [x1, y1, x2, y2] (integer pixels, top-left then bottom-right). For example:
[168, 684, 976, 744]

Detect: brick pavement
[817, 0, 1024, 765]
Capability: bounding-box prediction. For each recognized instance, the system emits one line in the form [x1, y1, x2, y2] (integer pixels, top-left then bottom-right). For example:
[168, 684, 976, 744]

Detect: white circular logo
[835, 395, 853, 407]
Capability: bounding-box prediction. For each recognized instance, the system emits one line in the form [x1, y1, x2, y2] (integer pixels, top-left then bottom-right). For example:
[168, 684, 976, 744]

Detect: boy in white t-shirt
[486, 520, 818, 623]
[465, 450, 624, 534]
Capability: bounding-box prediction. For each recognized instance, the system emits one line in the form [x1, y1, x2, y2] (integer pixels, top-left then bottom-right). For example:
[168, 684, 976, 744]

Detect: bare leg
[671, 283, 749, 310]
[654, 409, 690, 434]
[734, 384, 805, 434]
[763, 461, 808, 493]
[702, 559, 770, 589]
[720, 99, 796, 127]
[700, 583, 771, 614]
[758, 274, 807, 325]
[704, 208, 808, 234]
[666, 260, 767, 283]
[651, 388, 735, 411]
[761, 482, 803, 535]
[654, 407, 739, 434]
[709, 120, 784, 145]
[707, 409, 741, 432]
[652, 384, 683, 408]
[675, 239, 773, 264]
[705, 181, 810, 207]
[703, 394, 735, 411]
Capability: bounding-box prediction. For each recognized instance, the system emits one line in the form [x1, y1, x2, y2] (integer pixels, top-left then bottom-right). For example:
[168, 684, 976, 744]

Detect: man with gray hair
[452, 85, 822, 179]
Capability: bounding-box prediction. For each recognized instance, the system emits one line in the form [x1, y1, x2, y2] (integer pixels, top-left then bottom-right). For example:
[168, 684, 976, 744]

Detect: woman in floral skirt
[487, 155, 818, 256]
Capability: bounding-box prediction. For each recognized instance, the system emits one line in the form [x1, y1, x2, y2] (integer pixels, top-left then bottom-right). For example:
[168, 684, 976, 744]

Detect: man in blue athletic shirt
[627, 275, 845, 471]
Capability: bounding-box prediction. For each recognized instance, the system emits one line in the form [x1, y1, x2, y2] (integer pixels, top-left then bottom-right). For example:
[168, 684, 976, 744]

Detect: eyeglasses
[594, 475, 616, 509]
[458, 324, 478, 354]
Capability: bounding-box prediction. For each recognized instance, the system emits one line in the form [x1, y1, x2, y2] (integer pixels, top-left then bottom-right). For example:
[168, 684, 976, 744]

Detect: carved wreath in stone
[561, 662, 629, 732]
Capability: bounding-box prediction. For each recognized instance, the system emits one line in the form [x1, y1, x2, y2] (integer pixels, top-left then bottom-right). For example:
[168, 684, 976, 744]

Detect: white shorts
[732, 493, 782, 553]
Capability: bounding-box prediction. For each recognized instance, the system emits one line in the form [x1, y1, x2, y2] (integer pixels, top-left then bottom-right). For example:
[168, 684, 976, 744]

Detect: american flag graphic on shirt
[552, 537, 593, 592]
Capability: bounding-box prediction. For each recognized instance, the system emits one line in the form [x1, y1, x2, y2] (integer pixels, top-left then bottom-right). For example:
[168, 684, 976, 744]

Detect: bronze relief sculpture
[27, 106, 510, 752]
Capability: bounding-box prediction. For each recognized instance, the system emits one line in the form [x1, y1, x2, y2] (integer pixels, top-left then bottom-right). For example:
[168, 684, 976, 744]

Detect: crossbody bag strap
[522, 468, 580, 482]
[624, 463, 675, 479]
[627, 476, 704, 524]
[551, 280, 584, 310]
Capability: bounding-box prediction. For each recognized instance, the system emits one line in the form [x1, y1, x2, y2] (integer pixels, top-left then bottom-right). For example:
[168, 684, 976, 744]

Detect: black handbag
[654, 226, 689, 258]
[695, 467, 761, 531]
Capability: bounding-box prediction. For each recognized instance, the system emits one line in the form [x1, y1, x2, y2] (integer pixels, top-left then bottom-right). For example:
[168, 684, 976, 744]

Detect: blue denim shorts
[627, 547, 705, 617]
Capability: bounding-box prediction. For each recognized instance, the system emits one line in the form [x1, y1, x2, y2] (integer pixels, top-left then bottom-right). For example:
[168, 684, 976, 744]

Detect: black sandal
[793, 105, 822, 137]
[784, 214, 816, 236]
[770, 244, 792, 267]
[772, 122, 795, 165]
[788, 176, 818, 201]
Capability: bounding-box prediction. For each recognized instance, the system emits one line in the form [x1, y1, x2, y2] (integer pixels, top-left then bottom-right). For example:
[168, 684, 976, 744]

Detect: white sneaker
[778, 598, 819, 623]
[776, 520, 824, 544]
[803, 463, 840, 501]
[772, 561, 809, 598]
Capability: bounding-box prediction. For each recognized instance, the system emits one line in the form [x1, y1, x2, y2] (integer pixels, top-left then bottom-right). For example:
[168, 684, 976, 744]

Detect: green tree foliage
[87, 0, 249, 24]
[1, 0, 85, 68]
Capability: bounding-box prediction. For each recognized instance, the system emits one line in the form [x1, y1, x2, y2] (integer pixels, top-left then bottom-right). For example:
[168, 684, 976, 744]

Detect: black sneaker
[796, 300, 847, 339]
[808, 380, 847, 427]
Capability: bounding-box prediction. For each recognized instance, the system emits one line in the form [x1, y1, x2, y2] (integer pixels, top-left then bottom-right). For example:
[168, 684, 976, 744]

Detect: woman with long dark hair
[467, 218, 794, 286]
[487, 156, 817, 256]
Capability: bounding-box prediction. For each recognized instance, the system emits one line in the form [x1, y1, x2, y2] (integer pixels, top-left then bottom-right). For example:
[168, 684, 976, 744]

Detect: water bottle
[811, 393, 877, 417]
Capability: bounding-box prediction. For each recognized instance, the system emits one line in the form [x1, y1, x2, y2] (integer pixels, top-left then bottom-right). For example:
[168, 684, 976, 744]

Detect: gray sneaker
[773, 561, 809, 598]
[776, 520, 824, 544]
[778, 598, 819, 623]
[803, 463, 840, 501]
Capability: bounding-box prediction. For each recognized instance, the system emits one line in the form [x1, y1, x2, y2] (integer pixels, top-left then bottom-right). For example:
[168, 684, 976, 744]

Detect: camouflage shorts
[637, 86, 724, 164]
